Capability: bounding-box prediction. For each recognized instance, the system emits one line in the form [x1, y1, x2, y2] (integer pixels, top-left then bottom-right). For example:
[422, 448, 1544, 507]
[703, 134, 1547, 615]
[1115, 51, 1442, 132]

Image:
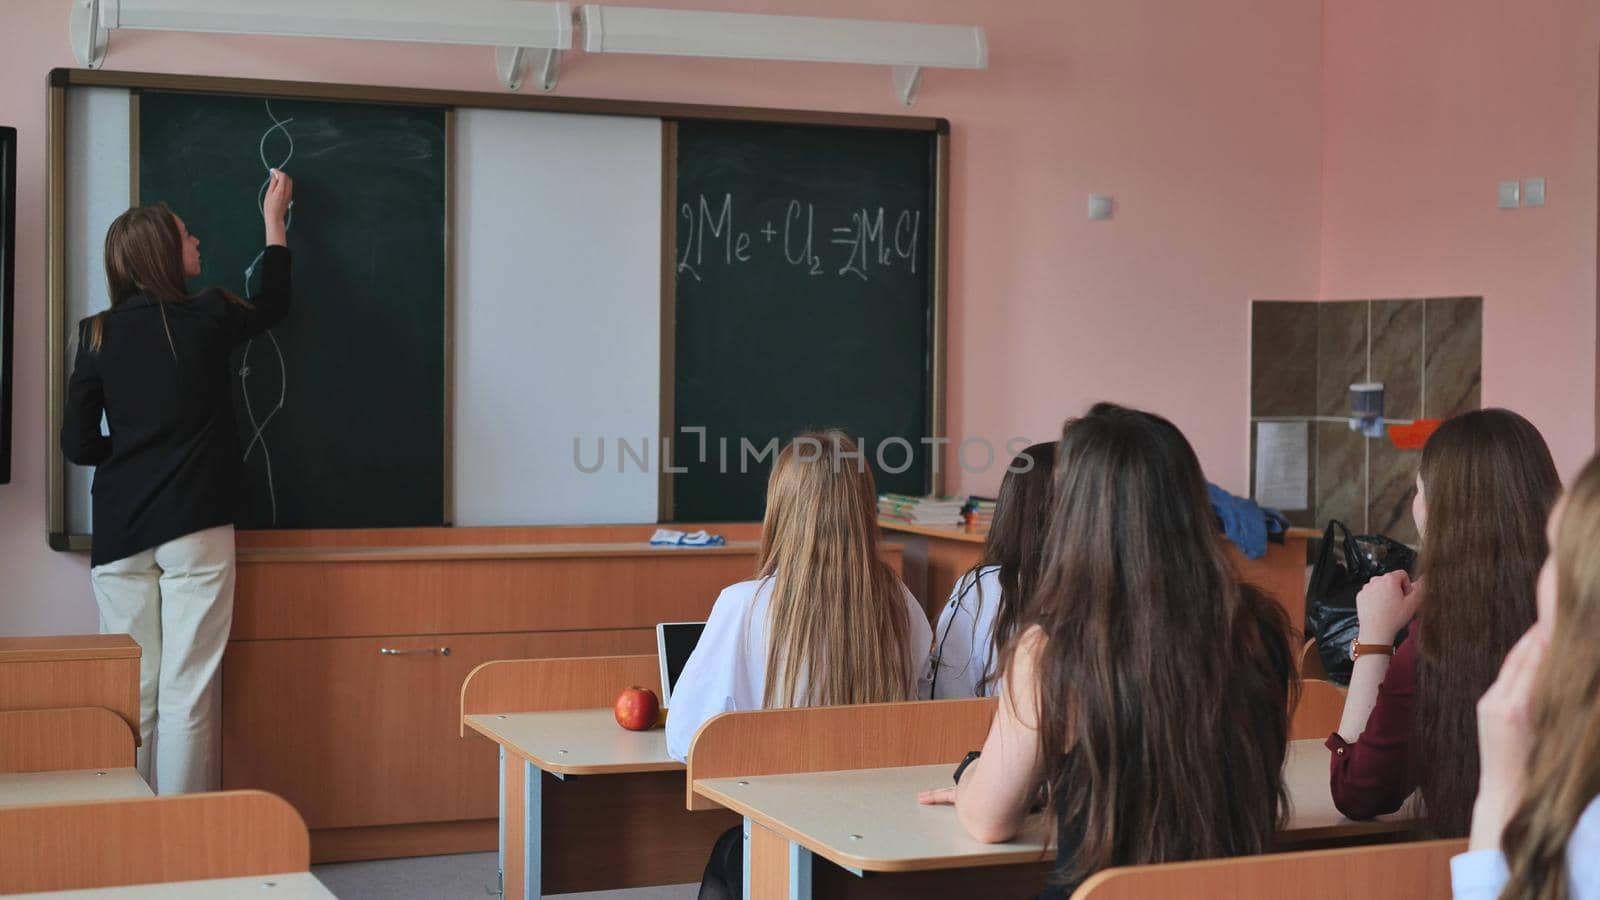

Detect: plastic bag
[1304, 519, 1418, 686]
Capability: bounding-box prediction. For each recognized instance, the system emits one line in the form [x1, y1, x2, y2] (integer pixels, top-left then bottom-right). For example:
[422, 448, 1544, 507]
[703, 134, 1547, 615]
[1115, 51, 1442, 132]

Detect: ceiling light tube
[581, 5, 986, 71]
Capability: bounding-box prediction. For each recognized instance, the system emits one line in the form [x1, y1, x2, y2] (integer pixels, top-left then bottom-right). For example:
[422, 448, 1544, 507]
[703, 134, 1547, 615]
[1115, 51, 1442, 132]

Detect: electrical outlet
[1524, 177, 1546, 207]
[1498, 180, 1521, 209]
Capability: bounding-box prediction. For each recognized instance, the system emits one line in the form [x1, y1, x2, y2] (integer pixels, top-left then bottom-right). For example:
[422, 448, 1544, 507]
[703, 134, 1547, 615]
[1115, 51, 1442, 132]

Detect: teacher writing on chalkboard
[60, 170, 295, 794]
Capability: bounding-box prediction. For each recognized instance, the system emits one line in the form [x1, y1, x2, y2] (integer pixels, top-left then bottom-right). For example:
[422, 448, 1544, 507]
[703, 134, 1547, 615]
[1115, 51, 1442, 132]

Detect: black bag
[1304, 519, 1418, 686]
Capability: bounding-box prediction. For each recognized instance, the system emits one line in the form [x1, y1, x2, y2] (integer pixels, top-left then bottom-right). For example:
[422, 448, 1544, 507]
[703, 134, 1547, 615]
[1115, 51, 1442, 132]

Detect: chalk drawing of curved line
[241, 331, 287, 461]
[239, 98, 297, 524]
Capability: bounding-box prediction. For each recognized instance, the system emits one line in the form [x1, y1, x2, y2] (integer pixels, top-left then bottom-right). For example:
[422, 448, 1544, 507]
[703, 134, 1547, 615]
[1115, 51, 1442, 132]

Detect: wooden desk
[0, 768, 151, 808]
[464, 708, 737, 899]
[881, 521, 1315, 631]
[693, 739, 1411, 899]
[6, 873, 334, 899]
[0, 636, 141, 741]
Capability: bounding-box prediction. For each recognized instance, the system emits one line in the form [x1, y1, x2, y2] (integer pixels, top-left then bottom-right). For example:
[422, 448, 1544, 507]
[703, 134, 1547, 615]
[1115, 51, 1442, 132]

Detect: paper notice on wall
[1255, 421, 1309, 511]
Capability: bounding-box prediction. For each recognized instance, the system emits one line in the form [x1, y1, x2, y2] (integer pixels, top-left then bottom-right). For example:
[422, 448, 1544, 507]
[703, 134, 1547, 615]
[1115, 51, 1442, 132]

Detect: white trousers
[90, 524, 235, 795]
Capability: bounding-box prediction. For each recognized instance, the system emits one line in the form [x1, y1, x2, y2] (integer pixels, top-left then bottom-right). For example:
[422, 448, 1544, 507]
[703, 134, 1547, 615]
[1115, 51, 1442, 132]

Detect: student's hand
[918, 787, 957, 806]
[1355, 570, 1420, 645]
[1469, 627, 1549, 851]
[263, 169, 294, 246]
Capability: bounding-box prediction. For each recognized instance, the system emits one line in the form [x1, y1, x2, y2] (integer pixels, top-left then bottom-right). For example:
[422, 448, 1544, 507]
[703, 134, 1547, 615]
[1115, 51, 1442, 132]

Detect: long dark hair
[1414, 408, 1560, 837]
[1013, 404, 1294, 888]
[1500, 455, 1600, 900]
[953, 441, 1056, 694]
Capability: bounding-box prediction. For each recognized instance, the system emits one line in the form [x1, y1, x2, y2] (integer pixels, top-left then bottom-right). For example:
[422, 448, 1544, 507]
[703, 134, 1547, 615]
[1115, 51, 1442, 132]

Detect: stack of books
[878, 494, 969, 526]
[964, 496, 997, 529]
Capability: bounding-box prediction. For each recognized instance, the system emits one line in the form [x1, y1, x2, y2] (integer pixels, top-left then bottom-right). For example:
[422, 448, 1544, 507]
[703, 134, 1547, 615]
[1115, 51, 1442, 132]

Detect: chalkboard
[138, 91, 446, 529]
[672, 121, 936, 522]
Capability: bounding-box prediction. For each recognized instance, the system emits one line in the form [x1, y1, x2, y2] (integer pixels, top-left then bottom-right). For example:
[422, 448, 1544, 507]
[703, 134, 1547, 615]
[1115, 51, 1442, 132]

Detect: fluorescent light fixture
[72, 0, 572, 90]
[100, 0, 572, 49]
[582, 6, 985, 69]
[581, 5, 985, 105]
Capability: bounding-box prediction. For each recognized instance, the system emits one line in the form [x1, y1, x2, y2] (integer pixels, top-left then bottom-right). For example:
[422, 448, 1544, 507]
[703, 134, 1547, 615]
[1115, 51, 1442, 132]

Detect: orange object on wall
[1388, 419, 1442, 450]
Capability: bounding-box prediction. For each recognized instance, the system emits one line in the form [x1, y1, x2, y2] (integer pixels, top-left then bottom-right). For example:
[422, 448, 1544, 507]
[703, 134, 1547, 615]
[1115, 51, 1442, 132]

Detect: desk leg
[745, 817, 811, 900]
[524, 760, 542, 900]
[500, 758, 542, 900]
[497, 748, 506, 897]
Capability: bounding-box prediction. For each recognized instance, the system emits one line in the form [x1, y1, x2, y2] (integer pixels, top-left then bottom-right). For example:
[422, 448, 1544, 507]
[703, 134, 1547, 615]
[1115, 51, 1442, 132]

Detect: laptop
[656, 621, 706, 708]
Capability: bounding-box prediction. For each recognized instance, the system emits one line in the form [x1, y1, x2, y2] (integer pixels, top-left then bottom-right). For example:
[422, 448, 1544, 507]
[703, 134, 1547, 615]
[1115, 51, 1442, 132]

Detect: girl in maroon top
[1328, 409, 1559, 836]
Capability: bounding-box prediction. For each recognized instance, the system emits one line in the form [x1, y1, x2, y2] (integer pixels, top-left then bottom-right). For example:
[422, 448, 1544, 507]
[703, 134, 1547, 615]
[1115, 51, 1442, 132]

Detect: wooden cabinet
[220, 524, 890, 862]
[221, 629, 652, 830]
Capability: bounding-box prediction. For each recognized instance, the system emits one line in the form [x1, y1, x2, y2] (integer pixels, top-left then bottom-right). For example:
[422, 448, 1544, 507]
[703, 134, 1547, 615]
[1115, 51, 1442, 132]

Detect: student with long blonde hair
[1454, 455, 1600, 899]
[666, 431, 932, 900]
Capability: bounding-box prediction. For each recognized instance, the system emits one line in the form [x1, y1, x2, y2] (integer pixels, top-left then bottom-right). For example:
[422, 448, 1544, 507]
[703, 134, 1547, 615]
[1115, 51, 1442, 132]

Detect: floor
[311, 852, 698, 900]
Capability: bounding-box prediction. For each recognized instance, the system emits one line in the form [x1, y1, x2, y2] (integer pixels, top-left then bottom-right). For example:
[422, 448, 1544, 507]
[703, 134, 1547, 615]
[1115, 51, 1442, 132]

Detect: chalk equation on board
[239, 99, 294, 524]
[676, 193, 922, 283]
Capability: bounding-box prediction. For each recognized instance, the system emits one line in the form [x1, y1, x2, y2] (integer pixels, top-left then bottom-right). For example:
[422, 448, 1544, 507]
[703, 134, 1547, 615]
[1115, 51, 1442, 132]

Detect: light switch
[1087, 194, 1114, 220]
[1524, 177, 1546, 207]
[1497, 180, 1520, 209]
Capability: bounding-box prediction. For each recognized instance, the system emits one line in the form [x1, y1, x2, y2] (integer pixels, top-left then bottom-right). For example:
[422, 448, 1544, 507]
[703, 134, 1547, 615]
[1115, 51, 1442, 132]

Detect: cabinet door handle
[379, 646, 451, 657]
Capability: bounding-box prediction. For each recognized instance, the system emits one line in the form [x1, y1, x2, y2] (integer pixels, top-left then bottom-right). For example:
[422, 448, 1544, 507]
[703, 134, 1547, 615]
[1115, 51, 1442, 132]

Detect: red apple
[614, 686, 660, 731]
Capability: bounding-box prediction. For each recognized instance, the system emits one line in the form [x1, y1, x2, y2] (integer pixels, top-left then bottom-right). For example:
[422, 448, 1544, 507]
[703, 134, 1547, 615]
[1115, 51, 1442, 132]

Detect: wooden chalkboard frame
[46, 68, 948, 550]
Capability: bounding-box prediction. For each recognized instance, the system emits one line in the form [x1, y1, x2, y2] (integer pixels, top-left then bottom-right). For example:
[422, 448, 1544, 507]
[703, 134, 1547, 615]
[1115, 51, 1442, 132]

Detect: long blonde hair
[1500, 455, 1600, 900]
[757, 431, 914, 708]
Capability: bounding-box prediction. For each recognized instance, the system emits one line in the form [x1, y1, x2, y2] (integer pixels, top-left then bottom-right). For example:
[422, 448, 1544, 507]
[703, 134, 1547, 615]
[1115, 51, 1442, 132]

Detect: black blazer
[62, 246, 291, 565]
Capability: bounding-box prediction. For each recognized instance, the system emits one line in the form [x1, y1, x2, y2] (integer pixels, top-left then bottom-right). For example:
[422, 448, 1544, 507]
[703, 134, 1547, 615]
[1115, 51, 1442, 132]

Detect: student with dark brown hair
[919, 404, 1295, 898]
[929, 440, 1055, 698]
[60, 171, 294, 794]
[1453, 454, 1600, 899]
[1330, 408, 1561, 836]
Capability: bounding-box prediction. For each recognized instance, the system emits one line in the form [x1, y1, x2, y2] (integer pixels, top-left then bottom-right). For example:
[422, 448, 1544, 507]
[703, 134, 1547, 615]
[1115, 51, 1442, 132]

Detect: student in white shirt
[1454, 453, 1600, 900]
[930, 441, 1055, 699]
[669, 432, 933, 900]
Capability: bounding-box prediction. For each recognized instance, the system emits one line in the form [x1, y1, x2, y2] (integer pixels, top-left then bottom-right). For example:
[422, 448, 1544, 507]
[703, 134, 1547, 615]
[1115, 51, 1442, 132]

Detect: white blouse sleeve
[930, 572, 984, 699]
[1452, 795, 1600, 900]
[665, 585, 749, 762]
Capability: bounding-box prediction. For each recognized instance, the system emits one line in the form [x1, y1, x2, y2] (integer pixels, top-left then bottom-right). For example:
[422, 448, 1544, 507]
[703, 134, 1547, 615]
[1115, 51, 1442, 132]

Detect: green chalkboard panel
[672, 121, 935, 522]
[138, 90, 446, 529]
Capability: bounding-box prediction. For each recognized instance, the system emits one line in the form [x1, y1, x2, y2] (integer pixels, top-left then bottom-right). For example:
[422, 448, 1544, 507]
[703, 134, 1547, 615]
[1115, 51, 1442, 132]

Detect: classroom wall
[0, 0, 1328, 634]
[1320, 0, 1600, 477]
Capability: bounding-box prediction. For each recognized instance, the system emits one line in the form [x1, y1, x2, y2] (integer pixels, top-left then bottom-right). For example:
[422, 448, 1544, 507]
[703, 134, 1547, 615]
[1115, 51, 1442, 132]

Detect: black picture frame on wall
[0, 126, 15, 485]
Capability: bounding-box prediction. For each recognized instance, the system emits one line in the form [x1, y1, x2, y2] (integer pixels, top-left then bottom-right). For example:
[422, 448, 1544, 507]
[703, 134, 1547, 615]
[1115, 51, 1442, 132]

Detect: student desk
[8, 873, 335, 899]
[0, 636, 141, 741]
[881, 521, 1316, 630]
[463, 708, 737, 900]
[693, 739, 1413, 900]
[0, 768, 151, 808]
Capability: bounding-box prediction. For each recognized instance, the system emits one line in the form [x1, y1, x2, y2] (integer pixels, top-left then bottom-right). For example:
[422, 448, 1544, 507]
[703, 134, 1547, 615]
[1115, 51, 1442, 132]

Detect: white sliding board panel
[63, 88, 132, 536]
[452, 109, 662, 525]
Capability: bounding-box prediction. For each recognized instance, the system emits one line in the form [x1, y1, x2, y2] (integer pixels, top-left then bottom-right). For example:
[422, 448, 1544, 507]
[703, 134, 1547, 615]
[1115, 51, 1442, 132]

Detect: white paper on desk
[1255, 421, 1309, 511]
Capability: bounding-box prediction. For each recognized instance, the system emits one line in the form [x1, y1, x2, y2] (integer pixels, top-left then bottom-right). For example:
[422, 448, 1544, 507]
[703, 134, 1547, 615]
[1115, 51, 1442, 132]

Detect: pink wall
[1321, 0, 1600, 477]
[0, 0, 1326, 634]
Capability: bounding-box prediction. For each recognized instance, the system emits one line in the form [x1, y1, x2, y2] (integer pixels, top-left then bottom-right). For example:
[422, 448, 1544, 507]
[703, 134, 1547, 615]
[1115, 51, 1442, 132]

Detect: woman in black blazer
[61, 170, 294, 794]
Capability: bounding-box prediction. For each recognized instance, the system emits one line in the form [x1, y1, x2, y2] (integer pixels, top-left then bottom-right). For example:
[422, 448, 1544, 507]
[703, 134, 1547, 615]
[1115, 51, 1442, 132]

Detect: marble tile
[1424, 297, 1482, 419]
[1252, 301, 1318, 416]
[1317, 301, 1370, 417]
[1250, 421, 1318, 529]
[1316, 421, 1366, 532]
[1369, 299, 1424, 422]
[1369, 435, 1421, 545]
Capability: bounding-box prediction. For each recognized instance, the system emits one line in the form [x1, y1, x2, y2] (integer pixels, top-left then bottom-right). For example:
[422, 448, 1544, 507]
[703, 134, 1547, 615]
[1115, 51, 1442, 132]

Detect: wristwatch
[953, 750, 981, 784]
[1349, 639, 1395, 661]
